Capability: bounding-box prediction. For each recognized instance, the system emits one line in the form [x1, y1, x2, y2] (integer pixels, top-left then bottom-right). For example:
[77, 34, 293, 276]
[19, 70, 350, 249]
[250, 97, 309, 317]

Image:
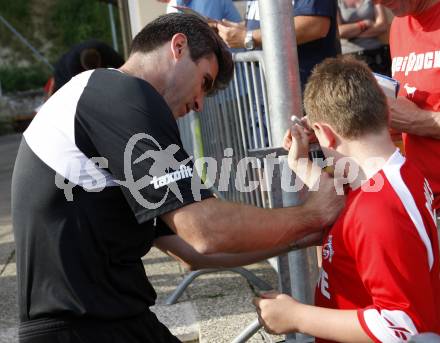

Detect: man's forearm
[155, 234, 292, 270]
[294, 16, 331, 45]
[390, 97, 440, 138]
[358, 21, 387, 38]
[338, 22, 364, 39]
[162, 171, 342, 255]
[250, 16, 330, 49]
[155, 231, 322, 271]
[161, 197, 322, 254]
[409, 108, 440, 138]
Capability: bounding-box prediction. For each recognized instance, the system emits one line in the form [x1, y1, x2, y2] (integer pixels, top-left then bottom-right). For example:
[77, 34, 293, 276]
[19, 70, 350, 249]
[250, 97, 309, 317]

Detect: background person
[373, 0, 440, 212]
[254, 56, 440, 342]
[51, 39, 124, 94]
[12, 14, 343, 343]
[337, 0, 391, 75]
[164, 0, 241, 23]
[217, 0, 340, 88]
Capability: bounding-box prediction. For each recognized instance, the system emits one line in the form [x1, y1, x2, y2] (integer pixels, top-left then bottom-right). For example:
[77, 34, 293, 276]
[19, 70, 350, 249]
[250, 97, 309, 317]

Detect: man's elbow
[178, 260, 201, 271]
[191, 237, 222, 255]
[316, 21, 331, 39]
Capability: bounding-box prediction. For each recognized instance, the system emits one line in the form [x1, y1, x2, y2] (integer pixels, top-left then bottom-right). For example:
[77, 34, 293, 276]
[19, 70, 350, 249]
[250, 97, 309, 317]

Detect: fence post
[259, 1, 317, 342]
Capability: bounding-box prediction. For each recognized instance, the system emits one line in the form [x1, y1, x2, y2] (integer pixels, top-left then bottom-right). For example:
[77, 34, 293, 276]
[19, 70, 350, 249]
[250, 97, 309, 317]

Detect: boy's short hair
[130, 13, 233, 94]
[303, 56, 389, 139]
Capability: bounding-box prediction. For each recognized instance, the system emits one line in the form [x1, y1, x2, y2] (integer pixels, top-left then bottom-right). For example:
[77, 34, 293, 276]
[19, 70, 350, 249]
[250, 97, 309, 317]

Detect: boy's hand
[284, 124, 309, 160]
[253, 291, 302, 334]
[283, 124, 312, 177]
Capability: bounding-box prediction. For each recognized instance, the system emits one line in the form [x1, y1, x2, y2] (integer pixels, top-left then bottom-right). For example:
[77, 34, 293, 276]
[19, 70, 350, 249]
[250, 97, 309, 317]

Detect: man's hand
[217, 19, 246, 48]
[305, 172, 345, 228]
[207, 19, 219, 33]
[253, 292, 302, 334]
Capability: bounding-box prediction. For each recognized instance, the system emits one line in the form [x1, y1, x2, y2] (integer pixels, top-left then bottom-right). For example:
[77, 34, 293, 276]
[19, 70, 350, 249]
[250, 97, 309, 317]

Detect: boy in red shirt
[254, 56, 440, 342]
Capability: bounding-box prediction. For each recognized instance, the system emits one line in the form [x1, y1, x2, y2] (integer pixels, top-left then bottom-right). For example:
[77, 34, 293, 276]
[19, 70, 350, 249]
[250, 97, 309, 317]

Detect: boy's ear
[170, 33, 188, 60]
[313, 122, 338, 149]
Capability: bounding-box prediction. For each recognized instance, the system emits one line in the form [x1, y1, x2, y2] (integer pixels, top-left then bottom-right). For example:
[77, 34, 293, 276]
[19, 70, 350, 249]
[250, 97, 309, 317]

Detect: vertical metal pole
[259, 1, 316, 342]
[117, 0, 132, 59]
[258, 0, 302, 145]
[108, 3, 119, 52]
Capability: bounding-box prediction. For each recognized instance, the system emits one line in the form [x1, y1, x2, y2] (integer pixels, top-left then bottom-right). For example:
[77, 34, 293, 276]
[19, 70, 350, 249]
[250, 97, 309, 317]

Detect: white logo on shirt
[150, 165, 193, 189]
[403, 83, 417, 97]
[322, 234, 334, 263]
[392, 50, 440, 77]
[318, 268, 331, 300]
[424, 179, 436, 224]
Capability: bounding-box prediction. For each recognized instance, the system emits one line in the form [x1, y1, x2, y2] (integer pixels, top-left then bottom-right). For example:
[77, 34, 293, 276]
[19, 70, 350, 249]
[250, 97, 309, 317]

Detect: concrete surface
[0, 134, 20, 343]
[0, 134, 283, 343]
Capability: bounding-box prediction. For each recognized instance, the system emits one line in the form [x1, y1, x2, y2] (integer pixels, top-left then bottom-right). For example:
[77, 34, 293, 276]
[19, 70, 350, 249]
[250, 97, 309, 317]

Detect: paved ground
[0, 134, 282, 342]
[0, 134, 21, 343]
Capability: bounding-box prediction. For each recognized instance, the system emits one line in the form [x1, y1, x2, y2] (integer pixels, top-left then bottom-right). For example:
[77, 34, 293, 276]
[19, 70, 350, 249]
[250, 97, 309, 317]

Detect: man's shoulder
[75, 69, 174, 132]
[89, 69, 167, 107]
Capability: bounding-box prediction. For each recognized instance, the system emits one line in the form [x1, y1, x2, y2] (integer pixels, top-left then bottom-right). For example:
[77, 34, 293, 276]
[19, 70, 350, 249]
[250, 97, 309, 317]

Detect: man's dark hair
[130, 13, 233, 93]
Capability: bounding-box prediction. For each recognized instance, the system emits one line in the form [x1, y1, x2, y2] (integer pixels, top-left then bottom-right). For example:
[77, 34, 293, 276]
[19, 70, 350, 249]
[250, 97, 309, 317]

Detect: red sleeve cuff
[357, 308, 381, 343]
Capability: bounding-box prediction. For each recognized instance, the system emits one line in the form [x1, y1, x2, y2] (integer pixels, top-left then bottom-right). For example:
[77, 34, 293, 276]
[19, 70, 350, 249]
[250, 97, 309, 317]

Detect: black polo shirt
[12, 69, 211, 327]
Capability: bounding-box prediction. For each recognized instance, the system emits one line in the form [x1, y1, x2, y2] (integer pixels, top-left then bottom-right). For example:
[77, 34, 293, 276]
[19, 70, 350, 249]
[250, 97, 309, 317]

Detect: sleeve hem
[134, 190, 213, 224]
[357, 308, 382, 343]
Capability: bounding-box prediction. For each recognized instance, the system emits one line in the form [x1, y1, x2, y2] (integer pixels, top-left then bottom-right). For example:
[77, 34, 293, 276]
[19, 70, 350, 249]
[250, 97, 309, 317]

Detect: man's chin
[172, 109, 189, 119]
[179, 110, 190, 118]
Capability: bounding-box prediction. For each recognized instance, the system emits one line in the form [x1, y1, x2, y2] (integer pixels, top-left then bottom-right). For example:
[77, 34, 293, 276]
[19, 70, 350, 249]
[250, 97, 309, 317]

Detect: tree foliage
[0, 0, 121, 92]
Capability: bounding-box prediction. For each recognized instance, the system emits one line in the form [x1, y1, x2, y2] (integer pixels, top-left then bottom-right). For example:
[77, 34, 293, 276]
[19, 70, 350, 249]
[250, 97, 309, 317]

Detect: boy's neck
[342, 132, 398, 190]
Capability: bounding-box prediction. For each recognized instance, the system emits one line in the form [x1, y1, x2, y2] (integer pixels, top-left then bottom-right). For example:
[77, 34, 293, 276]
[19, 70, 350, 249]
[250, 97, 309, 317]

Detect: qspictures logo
[55, 133, 198, 209]
[55, 132, 393, 208]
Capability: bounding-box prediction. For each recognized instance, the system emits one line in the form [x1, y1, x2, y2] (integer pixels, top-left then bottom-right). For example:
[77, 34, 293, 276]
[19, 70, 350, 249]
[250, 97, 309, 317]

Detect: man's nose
[193, 94, 204, 112]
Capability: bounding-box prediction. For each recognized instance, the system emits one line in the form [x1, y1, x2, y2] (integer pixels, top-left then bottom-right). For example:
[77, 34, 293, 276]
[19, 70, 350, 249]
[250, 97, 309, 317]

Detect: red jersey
[390, 3, 440, 209]
[315, 151, 440, 342]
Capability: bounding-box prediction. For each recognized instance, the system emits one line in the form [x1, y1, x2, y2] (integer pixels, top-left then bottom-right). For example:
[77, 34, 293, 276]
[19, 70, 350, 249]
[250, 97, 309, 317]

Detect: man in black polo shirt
[12, 13, 343, 343]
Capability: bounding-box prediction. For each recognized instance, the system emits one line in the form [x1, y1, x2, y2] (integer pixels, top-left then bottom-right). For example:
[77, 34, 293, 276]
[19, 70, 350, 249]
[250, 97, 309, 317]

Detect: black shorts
[19, 310, 182, 343]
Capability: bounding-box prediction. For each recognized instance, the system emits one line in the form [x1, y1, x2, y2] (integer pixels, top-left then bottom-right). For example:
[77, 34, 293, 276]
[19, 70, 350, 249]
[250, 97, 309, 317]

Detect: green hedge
[0, 65, 50, 93]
